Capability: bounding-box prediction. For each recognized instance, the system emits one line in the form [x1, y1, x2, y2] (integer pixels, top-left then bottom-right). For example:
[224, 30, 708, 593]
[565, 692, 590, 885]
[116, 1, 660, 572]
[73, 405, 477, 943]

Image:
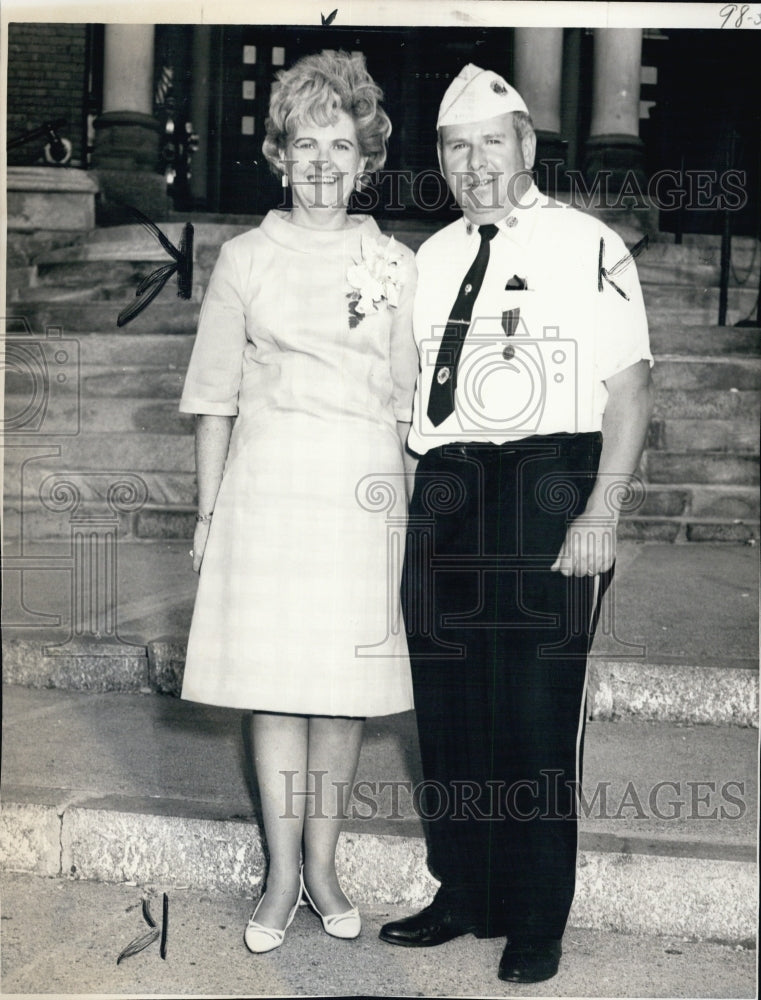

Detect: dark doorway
[652, 28, 760, 237]
[210, 25, 518, 221]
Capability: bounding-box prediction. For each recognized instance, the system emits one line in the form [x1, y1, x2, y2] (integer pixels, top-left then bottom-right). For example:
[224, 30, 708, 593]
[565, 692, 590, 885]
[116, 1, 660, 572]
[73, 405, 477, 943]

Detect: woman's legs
[249, 711, 308, 927]
[302, 715, 364, 915]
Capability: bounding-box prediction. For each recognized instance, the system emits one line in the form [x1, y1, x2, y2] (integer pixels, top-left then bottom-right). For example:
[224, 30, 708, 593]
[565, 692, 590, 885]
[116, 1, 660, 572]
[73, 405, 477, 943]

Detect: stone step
[8, 379, 760, 451]
[143, 482, 761, 520]
[3, 633, 756, 728]
[6, 266, 35, 292]
[648, 324, 760, 356]
[0, 686, 756, 941]
[8, 276, 758, 334]
[4, 456, 759, 543]
[652, 357, 760, 391]
[642, 286, 758, 326]
[8, 300, 200, 335]
[34, 215, 761, 256]
[35, 259, 169, 287]
[3, 394, 193, 435]
[646, 418, 759, 453]
[618, 517, 758, 544]
[9, 248, 758, 322]
[633, 241, 760, 287]
[631, 484, 760, 520]
[2, 330, 194, 368]
[5, 444, 758, 542]
[6, 359, 758, 420]
[646, 232, 759, 250]
[3, 367, 188, 403]
[4, 332, 758, 394]
[7, 282, 138, 304]
[26, 238, 759, 297]
[66, 221, 254, 253]
[653, 388, 760, 420]
[2, 538, 756, 715]
[2, 432, 194, 475]
[646, 451, 759, 486]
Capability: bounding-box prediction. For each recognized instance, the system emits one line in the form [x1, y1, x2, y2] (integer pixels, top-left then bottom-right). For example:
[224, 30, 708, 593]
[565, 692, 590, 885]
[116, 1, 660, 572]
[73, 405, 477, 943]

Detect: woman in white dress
[179, 50, 418, 952]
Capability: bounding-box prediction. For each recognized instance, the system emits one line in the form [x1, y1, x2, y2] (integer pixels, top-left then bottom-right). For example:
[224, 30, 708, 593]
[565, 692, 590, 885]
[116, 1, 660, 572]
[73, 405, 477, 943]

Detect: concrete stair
[3, 212, 759, 953]
[1, 683, 757, 943]
[7, 217, 759, 543]
[2, 501, 758, 942]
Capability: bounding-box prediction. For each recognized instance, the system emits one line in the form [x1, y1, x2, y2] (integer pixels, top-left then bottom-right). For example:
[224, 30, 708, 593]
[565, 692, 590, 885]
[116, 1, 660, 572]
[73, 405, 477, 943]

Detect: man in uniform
[379, 65, 653, 984]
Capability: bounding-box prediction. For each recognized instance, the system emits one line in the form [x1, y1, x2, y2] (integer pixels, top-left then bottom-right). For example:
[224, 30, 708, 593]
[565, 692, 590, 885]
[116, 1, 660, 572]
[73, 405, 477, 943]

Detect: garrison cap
[437, 63, 528, 128]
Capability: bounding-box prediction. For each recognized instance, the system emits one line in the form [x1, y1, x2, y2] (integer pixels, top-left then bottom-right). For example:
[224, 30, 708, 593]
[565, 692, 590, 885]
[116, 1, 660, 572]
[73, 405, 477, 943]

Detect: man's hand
[552, 359, 653, 578]
[551, 512, 617, 577]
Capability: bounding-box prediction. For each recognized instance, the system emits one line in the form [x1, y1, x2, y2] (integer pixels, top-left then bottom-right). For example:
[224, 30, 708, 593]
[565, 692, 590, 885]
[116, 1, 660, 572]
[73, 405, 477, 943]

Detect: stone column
[584, 29, 646, 192]
[91, 24, 169, 222]
[514, 28, 566, 192]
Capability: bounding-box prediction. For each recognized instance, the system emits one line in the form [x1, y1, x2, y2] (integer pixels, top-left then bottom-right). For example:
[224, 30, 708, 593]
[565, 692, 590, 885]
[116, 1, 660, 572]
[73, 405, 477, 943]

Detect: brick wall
[7, 23, 88, 167]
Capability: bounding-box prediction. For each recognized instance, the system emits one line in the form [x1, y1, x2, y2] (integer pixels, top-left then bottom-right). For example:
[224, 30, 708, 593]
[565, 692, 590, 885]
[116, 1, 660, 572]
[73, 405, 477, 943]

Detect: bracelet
[195, 511, 214, 523]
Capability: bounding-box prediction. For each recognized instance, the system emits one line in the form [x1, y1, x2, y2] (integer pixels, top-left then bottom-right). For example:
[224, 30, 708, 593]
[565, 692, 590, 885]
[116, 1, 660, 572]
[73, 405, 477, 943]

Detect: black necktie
[427, 223, 499, 427]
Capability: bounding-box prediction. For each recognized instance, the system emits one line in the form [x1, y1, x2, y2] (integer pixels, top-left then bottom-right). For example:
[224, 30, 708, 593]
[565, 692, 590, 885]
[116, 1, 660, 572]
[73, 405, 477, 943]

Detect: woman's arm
[192, 413, 235, 573]
[396, 420, 418, 501]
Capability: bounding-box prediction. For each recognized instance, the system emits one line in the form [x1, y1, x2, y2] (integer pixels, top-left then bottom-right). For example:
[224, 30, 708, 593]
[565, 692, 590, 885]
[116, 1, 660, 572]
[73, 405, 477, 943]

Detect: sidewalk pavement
[0, 872, 757, 999]
[1, 539, 758, 971]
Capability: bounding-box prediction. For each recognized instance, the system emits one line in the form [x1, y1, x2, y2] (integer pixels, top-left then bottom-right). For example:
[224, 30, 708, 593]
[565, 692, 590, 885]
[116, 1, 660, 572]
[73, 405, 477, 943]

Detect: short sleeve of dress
[179, 241, 248, 415]
[593, 227, 653, 384]
[388, 246, 420, 423]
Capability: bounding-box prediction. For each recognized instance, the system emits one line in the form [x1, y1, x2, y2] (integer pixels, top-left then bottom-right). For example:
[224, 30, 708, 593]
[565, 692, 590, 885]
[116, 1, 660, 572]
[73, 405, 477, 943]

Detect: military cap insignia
[491, 80, 508, 95]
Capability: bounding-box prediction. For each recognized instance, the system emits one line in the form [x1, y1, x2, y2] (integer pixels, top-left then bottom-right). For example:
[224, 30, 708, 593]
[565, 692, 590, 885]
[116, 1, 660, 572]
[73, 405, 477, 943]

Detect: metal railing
[7, 118, 71, 164]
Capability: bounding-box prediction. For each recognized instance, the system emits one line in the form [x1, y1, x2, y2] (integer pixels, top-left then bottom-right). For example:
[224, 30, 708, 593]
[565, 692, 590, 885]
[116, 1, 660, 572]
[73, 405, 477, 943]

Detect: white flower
[347, 235, 403, 324]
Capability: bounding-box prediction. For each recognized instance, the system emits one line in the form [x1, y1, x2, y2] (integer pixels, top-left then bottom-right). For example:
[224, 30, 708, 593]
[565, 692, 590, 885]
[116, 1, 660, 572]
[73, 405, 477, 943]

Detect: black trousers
[403, 433, 610, 940]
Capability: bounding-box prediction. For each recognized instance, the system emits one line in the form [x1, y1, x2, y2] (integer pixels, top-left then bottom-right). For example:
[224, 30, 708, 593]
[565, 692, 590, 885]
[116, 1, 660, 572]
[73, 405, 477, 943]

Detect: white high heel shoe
[244, 883, 302, 954]
[300, 869, 361, 939]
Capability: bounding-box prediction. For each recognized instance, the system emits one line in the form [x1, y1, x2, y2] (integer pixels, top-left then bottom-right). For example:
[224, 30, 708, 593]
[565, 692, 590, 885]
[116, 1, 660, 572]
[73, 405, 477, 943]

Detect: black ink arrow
[117, 892, 169, 965]
[598, 235, 649, 300]
[117, 207, 193, 327]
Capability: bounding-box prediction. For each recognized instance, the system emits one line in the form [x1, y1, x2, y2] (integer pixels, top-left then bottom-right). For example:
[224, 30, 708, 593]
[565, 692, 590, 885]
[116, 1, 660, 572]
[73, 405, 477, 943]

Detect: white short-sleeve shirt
[407, 184, 652, 455]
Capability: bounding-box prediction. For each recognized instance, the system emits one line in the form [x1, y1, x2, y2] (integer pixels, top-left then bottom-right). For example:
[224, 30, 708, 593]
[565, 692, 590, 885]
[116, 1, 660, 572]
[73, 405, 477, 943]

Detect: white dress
[178, 211, 418, 717]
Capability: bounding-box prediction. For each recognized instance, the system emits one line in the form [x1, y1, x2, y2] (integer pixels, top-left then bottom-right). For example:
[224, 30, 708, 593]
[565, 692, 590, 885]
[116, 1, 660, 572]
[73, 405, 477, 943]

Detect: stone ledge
[0, 796, 755, 941]
[3, 635, 756, 726]
[7, 166, 100, 194]
[0, 803, 61, 877]
[587, 659, 759, 727]
[1, 636, 149, 692]
[7, 167, 99, 233]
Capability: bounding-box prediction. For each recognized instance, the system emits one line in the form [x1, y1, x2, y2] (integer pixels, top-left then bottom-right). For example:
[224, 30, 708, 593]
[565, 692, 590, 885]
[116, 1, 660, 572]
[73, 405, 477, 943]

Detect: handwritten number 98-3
[719, 3, 761, 27]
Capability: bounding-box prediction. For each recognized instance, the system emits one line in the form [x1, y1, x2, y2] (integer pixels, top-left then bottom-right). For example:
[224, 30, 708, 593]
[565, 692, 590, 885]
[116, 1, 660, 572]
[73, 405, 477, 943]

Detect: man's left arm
[551, 359, 654, 577]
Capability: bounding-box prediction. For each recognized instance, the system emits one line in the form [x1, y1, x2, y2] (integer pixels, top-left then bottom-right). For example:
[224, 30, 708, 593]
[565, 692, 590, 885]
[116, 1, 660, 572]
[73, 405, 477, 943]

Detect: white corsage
[346, 235, 403, 328]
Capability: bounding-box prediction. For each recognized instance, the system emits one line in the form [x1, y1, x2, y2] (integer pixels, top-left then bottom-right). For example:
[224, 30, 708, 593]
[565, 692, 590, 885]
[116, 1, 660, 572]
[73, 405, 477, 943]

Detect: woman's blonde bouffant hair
[263, 49, 391, 176]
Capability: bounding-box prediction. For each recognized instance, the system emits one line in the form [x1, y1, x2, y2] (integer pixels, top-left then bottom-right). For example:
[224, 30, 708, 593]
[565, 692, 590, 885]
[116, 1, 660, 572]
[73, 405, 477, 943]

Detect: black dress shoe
[498, 937, 562, 983]
[379, 900, 481, 947]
